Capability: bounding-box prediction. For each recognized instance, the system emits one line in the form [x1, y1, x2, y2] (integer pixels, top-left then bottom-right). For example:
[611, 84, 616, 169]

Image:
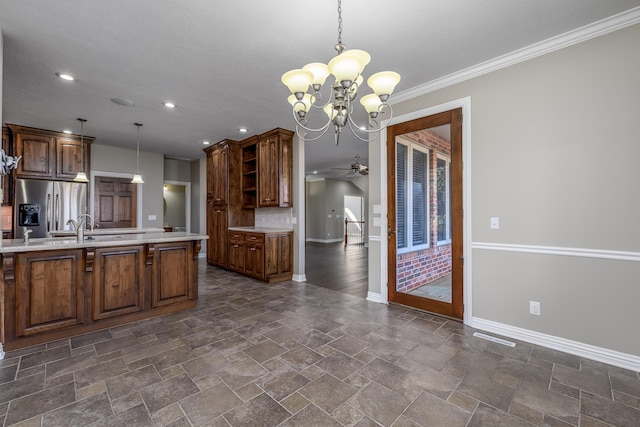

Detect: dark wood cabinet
[244, 232, 265, 279]
[1, 238, 202, 351]
[203, 140, 253, 268]
[151, 241, 195, 308]
[257, 128, 293, 208]
[226, 229, 292, 283]
[265, 232, 293, 280]
[93, 245, 145, 320]
[241, 137, 258, 209]
[228, 231, 246, 273]
[208, 143, 228, 205]
[207, 202, 228, 267]
[1, 127, 11, 205]
[56, 136, 89, 180]
[8, 124, 93, 182]
[14, 249, 85, 337]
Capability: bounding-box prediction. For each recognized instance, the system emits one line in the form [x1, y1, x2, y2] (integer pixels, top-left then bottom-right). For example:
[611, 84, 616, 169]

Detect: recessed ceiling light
[62, 129, 72, 134]
[55, 72, 75, 81]
[238, 127, 249, 133]
[202, 140, 210, 145]
[111, 97, 135, 107]
[313, 171, 318, 174]
[163, 101, 176, 108]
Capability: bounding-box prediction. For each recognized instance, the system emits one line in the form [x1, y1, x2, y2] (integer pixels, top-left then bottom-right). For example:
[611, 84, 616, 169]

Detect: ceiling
[1, 1, 639, 179]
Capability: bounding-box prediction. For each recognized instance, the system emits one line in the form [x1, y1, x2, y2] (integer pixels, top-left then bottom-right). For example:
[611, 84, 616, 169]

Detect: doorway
[387, 108, 464, 319]
[163, 181, 191, 232]
[344, 194, 365, 245]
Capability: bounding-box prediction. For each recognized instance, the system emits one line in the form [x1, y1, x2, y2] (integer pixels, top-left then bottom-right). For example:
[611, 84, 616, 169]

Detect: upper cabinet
[256, 128, 293, 208]
[7, 124, 93, 181]
[205, 141, 230, 205]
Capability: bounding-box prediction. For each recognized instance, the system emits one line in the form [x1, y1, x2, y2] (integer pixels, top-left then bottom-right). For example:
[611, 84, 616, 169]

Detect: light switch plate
[490, 217, 499, 229]
[148, 214, 157, 221]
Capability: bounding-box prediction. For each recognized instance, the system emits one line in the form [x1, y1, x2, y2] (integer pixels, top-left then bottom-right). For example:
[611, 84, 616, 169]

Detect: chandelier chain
[337, 0, 342, 46]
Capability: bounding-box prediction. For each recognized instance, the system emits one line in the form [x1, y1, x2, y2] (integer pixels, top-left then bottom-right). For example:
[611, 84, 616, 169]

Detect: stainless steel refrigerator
[14, 179, 87, 238]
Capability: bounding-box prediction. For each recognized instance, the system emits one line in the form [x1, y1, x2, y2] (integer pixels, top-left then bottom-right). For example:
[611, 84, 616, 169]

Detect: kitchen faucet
[66, 214, 93, 242]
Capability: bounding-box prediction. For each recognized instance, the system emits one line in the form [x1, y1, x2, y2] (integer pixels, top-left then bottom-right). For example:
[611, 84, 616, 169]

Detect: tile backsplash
[254, 207, 294, 229]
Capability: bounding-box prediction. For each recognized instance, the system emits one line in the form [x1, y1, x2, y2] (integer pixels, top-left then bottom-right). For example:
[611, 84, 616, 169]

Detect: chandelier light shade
[131, 123, 144, 184]
[282, 0, 400, 145]
[73, 118, 90, 182]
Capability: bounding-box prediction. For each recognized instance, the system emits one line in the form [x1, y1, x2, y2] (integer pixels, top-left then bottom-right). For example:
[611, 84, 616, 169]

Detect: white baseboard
[0, 342, 4, 360]
[306, 238, 344, 243]
[470, 317, 640, 372]
[366, 292, 385, 304]
[292, 274, 306, 282]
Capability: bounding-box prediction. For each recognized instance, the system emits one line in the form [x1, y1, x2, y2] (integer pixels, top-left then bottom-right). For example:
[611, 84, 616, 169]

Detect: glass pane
[412, 149, 428, 246]
[396, 143, 407, 249]
[437, 158, 448, 242]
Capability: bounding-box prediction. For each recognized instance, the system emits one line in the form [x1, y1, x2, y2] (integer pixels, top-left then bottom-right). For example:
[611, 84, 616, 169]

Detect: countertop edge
[0, 232, 208, 253]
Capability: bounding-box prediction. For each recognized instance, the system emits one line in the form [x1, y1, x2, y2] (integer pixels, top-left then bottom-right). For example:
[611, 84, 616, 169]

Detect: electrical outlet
[529, 301, 541, 316]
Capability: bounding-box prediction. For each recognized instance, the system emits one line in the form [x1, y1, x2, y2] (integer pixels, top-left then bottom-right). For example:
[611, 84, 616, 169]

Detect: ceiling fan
[332, 155, 369, 176]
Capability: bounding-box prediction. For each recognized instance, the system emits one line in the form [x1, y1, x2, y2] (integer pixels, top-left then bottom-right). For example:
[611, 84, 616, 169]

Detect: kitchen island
[0, 232, 206, 351]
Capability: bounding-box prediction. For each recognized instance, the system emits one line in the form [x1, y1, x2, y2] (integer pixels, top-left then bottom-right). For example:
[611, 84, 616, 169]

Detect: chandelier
[281, 0, 400, 145]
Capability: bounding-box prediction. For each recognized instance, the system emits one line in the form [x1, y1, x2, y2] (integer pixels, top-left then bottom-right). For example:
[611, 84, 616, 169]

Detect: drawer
[228, 231, 246, 240]
[245, 232, 264, 243]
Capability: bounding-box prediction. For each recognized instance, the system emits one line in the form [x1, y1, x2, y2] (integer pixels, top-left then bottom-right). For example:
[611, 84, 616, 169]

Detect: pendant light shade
[73, 118, 90, 182]
[131, 123, 144, 184]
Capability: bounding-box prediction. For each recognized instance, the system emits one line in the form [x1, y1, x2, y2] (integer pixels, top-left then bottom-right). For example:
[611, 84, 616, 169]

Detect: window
[396, 141, 430, 252]
[436, 155, 451, 244]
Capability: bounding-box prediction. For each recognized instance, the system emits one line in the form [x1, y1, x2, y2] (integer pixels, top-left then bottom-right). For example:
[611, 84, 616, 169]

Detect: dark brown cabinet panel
[257, 128, 293, 208]
[152, 242, 194, 308]
[207, 203, 228, 267]
[245, 240, 264, 280]
[228, 231, 246, 273]
[15, 249, 84, 337]
[265, 232, 293, 278]
[14, 132, 55, 179]
[211, 145, 228, 204]
[8, 124, 93, 181]
[93, 246, 145, 320]
[56, 137, 89, 180]
[1, 239, 202, 351]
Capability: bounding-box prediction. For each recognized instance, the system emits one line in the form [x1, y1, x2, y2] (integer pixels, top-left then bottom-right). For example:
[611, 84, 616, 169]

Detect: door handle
[387, 227, 395, 240]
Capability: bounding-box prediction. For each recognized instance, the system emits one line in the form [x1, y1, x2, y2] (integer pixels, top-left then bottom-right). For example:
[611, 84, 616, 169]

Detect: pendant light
[131, 123, 144, 184]
[73, 118, 90, 182]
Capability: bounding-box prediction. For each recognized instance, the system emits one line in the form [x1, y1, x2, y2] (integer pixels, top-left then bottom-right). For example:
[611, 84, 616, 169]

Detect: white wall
[369, 23, 640, 366]
[91, 143, 164, 229]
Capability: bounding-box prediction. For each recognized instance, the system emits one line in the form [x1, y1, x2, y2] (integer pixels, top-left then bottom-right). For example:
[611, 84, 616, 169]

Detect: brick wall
[396, 129, 452, 293]
[396, 244, 452, 293]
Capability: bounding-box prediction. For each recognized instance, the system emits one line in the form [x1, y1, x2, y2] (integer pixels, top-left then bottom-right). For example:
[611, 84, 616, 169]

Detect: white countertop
[0, 232, 208, 253]
[49, 227, 166, 237]
[228, 226, 293, 233]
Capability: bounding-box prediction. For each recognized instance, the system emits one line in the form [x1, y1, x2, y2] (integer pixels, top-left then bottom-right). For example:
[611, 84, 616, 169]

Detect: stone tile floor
[1, 261, 639, 426]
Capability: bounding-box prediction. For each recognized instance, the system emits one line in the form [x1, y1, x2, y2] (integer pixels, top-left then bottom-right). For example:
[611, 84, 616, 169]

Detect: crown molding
[392, 6, 640, 104]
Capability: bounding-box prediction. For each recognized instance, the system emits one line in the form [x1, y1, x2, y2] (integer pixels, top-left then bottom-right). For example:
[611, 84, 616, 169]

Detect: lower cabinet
[14, 249, 85, 337]
[245, 233, 265, 280]
[227, 230, 292, 283]
[228, 232, 246, 273]
[0, 239, 202, 351]
[93, 245, 145, 320]
[152, 242, 195, 308]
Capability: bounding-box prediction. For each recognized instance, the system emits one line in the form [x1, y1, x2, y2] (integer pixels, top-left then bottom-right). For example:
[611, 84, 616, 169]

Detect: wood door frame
[382, 99, 470, 321]
[90, 171, 143, 228]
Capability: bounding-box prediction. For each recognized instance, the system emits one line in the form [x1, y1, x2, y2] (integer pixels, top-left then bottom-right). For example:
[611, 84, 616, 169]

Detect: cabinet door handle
[233, 244, 238, 248]
[250, 247, 256, 251]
